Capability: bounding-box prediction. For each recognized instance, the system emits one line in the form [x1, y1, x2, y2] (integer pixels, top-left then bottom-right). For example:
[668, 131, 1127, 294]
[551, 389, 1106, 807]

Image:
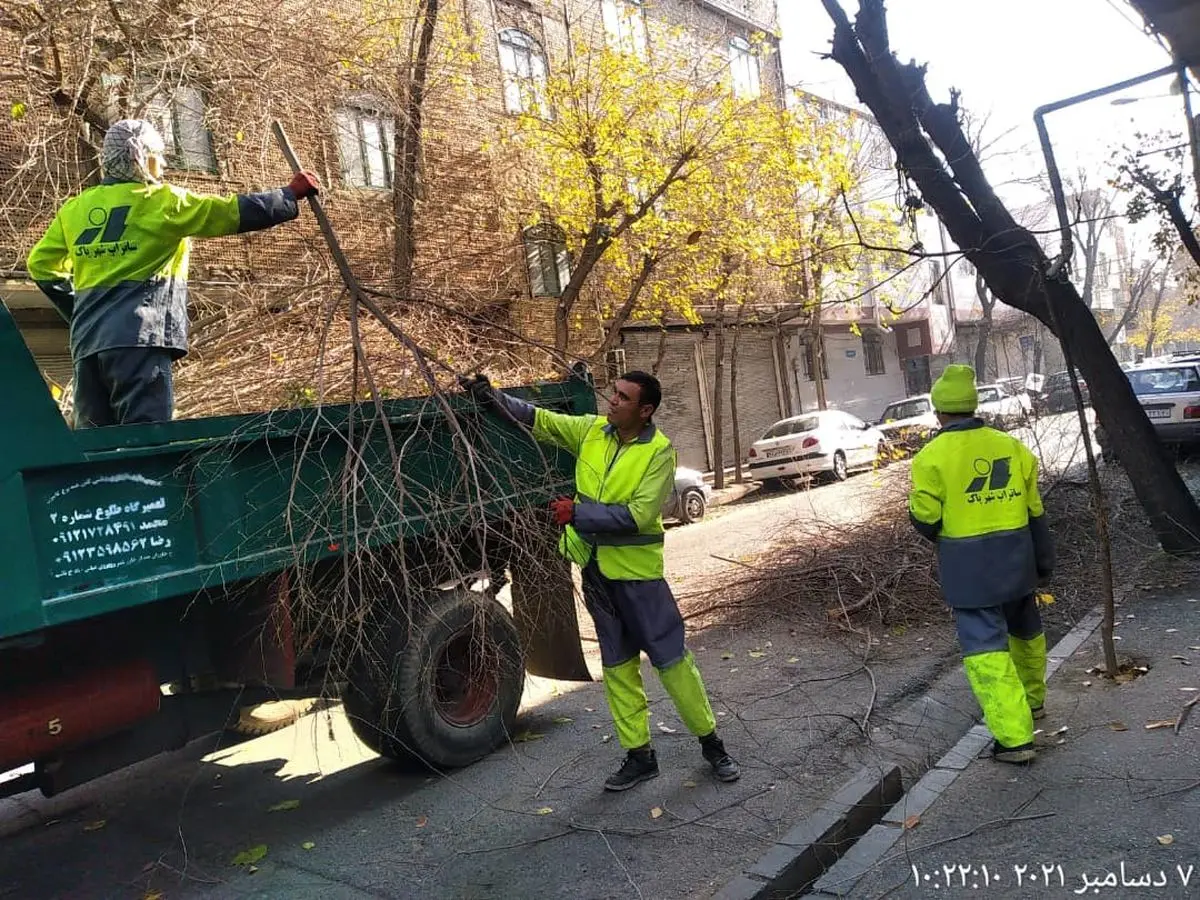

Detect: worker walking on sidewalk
[466, 370, 739, 790]
[908, 365, 1055, 764]
[27, 119, 319, 428]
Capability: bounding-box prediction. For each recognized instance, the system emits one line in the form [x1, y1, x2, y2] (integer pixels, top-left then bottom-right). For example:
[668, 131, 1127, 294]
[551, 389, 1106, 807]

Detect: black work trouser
[73, 348, 175, 429]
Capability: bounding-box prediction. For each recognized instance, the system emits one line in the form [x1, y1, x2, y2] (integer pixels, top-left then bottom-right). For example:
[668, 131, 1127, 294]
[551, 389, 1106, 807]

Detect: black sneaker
[992, 740, 1037, 764]
[700, 735, 740, 782]
[1031, 705, 1046, 721]
[604, 748, 659, 792]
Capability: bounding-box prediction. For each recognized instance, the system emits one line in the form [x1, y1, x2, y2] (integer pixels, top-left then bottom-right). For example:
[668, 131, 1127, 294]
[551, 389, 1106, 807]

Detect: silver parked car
[662, 466, 711, 524]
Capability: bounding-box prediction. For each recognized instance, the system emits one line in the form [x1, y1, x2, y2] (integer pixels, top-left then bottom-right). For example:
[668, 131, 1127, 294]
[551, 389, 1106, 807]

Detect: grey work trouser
[73, 347, 175, 428]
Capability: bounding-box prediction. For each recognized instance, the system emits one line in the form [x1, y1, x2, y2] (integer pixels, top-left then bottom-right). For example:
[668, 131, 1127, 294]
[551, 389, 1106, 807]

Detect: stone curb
[806, 609, 1105, 897]
[711, 764, 903, 900]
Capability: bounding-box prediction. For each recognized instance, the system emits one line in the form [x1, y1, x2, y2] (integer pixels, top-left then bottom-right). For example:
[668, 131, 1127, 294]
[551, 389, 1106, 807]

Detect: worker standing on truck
[466, 371, 740, 791]
[908, 365, 1055, 764]
[26, 119, 319, 428]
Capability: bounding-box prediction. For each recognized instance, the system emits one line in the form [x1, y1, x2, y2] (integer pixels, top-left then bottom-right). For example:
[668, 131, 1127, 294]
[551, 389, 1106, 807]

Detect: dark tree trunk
[821, 0, 1200, 553]
[651, 320, 669, 376]
[591, 253, 657, 364]
[393, 0, 439, 298]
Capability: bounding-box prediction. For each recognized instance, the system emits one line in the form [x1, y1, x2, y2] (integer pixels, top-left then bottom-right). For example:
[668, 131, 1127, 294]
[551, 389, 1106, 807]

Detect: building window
[729, 37, 761, 100]
[143, 85, 217, 172]
[498, 29, 549, 117]
[333, 103, 395, 189]
[524, 223, 571, 297]
[801, 339, 828, 381]
[863, 333, 886, 376]
[602, 0, 647, 58]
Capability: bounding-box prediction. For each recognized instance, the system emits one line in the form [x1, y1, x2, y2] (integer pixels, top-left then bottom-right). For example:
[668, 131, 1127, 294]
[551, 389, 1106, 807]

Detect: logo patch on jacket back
[965, 457, 1022, 504]
[75, 206, 134, 256]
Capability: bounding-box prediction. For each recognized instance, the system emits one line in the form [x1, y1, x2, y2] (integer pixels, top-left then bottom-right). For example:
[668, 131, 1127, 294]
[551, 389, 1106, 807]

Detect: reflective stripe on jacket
[27, 180, 298, 359]
[909, 418, 1055, 609]
[532, 408, 676, 580]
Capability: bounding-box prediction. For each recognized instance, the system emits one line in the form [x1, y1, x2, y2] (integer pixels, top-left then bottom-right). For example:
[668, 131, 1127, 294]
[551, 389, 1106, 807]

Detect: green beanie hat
[930, 364, 978, 414]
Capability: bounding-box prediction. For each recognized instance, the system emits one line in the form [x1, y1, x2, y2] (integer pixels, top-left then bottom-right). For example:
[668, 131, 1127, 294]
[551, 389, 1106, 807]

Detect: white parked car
[977, 382, 1031, 429]
[1096, 360, 1200, 460]
[747, 410, 886, 485]
[662, 466, 712, 524]
[875, 394, 939, 450]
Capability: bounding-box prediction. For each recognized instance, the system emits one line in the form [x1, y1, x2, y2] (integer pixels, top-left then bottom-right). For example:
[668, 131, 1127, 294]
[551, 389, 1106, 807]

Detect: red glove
[288, 170, 320, 200]
[549, 497, 575, 526]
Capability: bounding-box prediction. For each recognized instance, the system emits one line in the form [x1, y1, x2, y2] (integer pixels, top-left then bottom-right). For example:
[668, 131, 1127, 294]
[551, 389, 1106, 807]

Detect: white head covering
[101, 119, 167, 183]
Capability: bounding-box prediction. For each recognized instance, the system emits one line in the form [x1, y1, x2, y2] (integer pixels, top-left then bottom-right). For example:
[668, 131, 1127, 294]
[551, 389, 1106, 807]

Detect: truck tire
[343, 588, 524, 770]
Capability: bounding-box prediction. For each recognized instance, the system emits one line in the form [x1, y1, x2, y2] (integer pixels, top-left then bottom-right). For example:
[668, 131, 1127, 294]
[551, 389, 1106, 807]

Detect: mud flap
[509, 537, 592, 682]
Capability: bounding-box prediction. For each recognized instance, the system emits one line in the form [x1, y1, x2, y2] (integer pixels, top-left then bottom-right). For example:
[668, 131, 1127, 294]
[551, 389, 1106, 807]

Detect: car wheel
[832, 450, 848, 482]
[680, 488, 707, 524]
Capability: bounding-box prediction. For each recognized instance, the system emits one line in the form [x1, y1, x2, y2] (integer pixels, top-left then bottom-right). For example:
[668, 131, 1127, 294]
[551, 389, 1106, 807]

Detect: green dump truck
[0, 300, 594, 798]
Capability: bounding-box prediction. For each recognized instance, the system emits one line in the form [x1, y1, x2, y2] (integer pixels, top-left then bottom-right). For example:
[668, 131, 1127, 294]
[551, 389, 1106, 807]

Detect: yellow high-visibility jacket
[909, 418, 1055, 608]
[27, 179, 297, 360]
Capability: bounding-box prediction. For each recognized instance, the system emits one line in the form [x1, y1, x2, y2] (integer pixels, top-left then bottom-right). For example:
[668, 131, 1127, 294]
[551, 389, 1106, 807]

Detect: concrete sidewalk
[811, 589, 1200, 899]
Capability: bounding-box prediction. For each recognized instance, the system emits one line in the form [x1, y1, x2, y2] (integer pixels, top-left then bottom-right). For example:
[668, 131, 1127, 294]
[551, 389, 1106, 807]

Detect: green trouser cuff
[1008, 633, 1047, 710]
[656, 652, 717, 738]
[963, 650, 1034, 748]
[603, 658, 650, 750]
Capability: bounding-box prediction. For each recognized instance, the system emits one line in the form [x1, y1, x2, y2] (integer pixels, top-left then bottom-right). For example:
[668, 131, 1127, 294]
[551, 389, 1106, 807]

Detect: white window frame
[524, 224, 572, 297]
[729, 36, 761, 100]
[141, 83, 217, 173]
[498, 29, 550, 117]
[333, 102, 395, 190]
[602, 0, 648, 58]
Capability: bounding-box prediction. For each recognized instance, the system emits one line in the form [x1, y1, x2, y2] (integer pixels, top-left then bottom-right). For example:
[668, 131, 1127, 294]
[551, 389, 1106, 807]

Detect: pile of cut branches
[682, 467, 1167, 636]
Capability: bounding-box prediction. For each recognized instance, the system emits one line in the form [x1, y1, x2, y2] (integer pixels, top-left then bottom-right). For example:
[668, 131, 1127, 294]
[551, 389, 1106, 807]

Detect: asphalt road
[0, 412, 1099, 900]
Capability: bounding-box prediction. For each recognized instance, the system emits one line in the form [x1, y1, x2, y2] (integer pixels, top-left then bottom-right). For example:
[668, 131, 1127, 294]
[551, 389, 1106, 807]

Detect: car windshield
[881, 399, 929, 421]
[1128, 367, 1200, 396]
[978, 388, 1001, 403]
[1046, 372, 1085, 390]
[761, 417, 818, 439]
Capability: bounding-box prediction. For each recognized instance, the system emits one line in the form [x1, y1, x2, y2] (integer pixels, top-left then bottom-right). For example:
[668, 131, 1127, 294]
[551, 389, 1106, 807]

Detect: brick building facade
[1, 0, 783, 419]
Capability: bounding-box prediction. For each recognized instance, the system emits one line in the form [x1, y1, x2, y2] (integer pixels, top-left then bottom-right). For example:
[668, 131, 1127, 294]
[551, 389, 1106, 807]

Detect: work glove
[549, 497, 575, 526]
[459, 373, 498, 410]
[288, 170, 321, 200]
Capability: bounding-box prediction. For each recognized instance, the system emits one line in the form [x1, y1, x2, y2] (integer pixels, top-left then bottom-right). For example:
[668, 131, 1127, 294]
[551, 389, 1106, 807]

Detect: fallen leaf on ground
[1167, 628, 1179, 633]
[83, 820, 106, 832]
[650, 807, 663, 819]
[1109, 722, 1129, 731]
[787, 657, 800, 663]
[248, 866, 259, 874]
[301, 842, 315, 851]
[720, 652, 734, 660]
[1145, 720, 1177, 730]
[1181, 687, 1199, 692]
[903, 815, 920, 830]
[683, 780, 697, 788]
[1158, 834, 1175, 846]
[1052, 726, 1068, 735]
[1172, 655, 1189, 661]
[416, 816, 428, 827]
[584, 707, 595, 712]
[601, 734, 611, 743]
[1082, 680, 1093, 687]
[552, 716, 573, 724]
[231, 845, 268, 867]
[514, 730, 545, 743]
[536, 807, 553, 816]
[748, 651, 766, 659]
[730, 667, 739, 673]
[657, 723, 678, 734]
[268, 799, 300, 813]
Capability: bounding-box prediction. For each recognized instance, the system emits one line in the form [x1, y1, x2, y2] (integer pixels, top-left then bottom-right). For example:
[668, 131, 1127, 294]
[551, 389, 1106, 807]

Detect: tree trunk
[392, 0, 439, 298]
[821, 0, 1200, 553]
[973, 271, 995, 379]
[810, 270, 828, 410]
[591, 253, 657, 364]
[730, 303, 746, 484]
[711, 293, 727, 490]
[651, 320, 669, 376]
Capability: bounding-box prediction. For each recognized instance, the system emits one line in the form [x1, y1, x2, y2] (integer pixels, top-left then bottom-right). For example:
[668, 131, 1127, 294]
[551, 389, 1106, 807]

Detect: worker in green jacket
[909, 365, 1055, 764]
[27, 119, 319, 428]
[467, 370, 739, 790]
